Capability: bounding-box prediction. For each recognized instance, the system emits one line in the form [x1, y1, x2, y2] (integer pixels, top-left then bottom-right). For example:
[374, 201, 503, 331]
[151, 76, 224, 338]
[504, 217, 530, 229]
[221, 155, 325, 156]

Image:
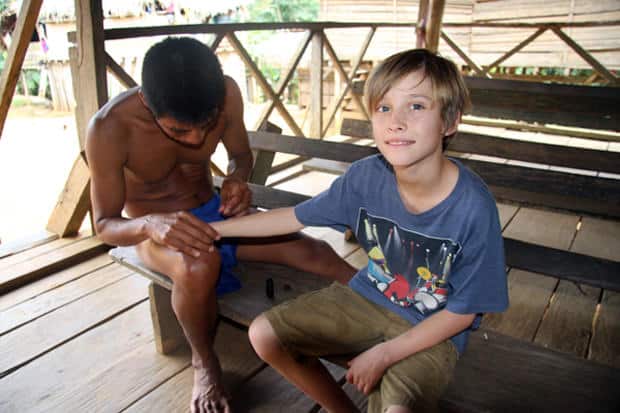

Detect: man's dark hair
[141, 37, 225, 124]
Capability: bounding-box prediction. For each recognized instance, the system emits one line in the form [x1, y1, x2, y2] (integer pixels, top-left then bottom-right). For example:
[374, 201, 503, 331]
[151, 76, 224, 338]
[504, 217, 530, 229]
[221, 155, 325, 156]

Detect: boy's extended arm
[346, 309, 475, 395]
[212, 207, 304, 238]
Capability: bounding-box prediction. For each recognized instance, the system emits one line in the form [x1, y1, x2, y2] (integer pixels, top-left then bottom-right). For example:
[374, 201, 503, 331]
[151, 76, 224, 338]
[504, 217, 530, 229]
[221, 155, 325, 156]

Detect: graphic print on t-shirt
[356, 209, 461, 315]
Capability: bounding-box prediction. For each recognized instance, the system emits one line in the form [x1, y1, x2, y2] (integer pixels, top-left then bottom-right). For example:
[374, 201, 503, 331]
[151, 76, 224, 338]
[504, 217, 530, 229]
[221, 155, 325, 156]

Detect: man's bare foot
[191, 356, 231, 413]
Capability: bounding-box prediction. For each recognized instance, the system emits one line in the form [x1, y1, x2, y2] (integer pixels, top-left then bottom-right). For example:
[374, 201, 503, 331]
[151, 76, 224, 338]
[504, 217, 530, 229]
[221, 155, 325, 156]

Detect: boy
[211, 49, 509, 412]
[85, 37, 355, 413]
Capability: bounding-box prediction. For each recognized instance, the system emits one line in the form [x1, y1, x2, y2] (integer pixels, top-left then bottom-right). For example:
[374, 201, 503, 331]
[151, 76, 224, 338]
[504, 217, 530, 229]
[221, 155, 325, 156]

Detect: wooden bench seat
[109, 241, 620, 413]
[109, 129, 620, 412]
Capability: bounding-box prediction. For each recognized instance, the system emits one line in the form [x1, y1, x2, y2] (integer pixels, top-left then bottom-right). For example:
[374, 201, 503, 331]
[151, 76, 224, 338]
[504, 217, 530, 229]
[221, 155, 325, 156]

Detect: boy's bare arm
[346, 309, 475, 395]
[212, 207, 304, 238]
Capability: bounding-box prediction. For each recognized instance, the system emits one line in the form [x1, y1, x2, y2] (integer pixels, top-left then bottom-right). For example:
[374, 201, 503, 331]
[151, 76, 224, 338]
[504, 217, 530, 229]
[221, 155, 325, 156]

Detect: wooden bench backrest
[353, 77, 620, 132]
[339, 118, 620, 218]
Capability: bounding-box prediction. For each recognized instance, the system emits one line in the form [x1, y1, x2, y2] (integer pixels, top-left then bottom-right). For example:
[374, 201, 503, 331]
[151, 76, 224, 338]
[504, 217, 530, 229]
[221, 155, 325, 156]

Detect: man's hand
[145, 211, 220, 257]
[218, 177, 252, 217]
[346, 343, 390, 395]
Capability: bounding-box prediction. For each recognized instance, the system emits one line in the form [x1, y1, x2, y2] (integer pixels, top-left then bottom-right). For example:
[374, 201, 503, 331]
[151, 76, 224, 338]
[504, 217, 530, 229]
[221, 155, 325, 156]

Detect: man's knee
[248, 314, 282, 362]
[171, 250, 222, 292]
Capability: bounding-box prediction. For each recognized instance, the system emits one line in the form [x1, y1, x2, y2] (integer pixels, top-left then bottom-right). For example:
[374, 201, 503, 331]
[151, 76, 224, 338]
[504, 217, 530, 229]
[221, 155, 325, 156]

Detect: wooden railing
[68, 20, 619, 143]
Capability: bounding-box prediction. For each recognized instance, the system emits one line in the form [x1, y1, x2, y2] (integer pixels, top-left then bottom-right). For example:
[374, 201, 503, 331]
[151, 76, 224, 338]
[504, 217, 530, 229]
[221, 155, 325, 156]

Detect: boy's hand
[144, 211, 220, 258]
[218, 176, 252, 217]
[346, 343, 389, 395]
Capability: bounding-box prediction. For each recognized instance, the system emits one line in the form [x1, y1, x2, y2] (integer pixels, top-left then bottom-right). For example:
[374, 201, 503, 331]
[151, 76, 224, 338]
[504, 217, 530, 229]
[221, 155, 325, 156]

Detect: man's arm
[218, 76, 254, 217]
[211, 207, 304, 238]
[85, 117, 217, 256]
[346, 309, 475, 395]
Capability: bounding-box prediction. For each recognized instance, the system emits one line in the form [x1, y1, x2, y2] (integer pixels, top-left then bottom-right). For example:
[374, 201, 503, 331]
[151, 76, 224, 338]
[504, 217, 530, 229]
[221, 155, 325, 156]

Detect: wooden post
[310, 30, 323, 138]
[0, 0, 44, 139]
[426, 0, 446, 52]
[46, 155, 91, 237]
[71, 0, 108, 150]
[47, 0, 107, 237]
[416, 0, 429, 49]
[149, 282, 189, 354]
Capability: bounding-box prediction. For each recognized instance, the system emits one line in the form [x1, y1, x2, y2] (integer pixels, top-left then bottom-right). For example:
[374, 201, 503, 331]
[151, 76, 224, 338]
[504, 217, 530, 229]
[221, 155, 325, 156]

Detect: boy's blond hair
[365, 49, 471, 148]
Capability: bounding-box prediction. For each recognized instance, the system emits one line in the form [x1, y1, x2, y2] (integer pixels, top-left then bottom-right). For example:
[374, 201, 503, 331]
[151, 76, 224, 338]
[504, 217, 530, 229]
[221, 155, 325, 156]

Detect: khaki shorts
[265, 282, 458, 412]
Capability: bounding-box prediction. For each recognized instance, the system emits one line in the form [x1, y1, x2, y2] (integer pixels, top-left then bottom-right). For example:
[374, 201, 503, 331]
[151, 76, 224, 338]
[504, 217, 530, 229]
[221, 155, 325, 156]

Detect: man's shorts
[264, 282, 458, 412]
[189, 194, 241, 295]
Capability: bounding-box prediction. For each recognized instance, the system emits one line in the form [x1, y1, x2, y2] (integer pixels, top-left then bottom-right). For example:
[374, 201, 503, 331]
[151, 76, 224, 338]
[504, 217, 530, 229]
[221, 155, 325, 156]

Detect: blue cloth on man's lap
[189, 194, 241, 295]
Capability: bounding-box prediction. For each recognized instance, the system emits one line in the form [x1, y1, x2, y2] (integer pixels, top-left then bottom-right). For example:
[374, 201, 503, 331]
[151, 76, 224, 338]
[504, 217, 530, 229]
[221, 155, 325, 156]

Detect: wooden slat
[465, 77, 619, 131]
[125, 322, 264, 413]
[0, 274, 148, 377]
[452, 131, 620, 174]
[0, 236, 109, 294]
[249, 131, 377, 163]
[0, 253, 112, 312]
[482, 269, 557, 340]
[0, 302, 188, 412]
[233, 361, 344, 412]
[0, 234, 85, 271]
[0, 230, 58, 259]
[0, 261, 129, 335]
[460, 159, 620, 210]
[310, 30, 323, 138]
[442, 329, 620, 413]
[589, 290, 620, 368]
[503, 238, 620, 291]
[503, 207, 578, 250]
[341, 118, 620, 174]
[571, 216, 620, 262]
[534, 280, 600, 357]
[496, 202, 519, 230]
[219, 261, 331, 327]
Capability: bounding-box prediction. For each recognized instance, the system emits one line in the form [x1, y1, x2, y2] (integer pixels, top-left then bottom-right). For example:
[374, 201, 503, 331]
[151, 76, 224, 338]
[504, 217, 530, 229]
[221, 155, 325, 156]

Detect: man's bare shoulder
[88, 88, 143, 143]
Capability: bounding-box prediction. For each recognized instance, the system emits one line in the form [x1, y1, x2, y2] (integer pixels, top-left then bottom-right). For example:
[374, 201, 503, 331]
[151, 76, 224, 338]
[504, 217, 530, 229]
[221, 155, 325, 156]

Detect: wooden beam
[72, 0, 108, 150]
[416, 0, 430, 49]
[426, 0, 446, 52]
[310, 30, 323, 138]
[47, 155, 92, 237]
[482, 27, 547, 75]
[550, 25, 619, 86]
[0, 0, 44, 138]
[321, 28, 374, 136]
[105, 52, 138, 89]
[254, 30, 312, 129]
[440, 30, 489, 78]
[225, 32, 304, 137]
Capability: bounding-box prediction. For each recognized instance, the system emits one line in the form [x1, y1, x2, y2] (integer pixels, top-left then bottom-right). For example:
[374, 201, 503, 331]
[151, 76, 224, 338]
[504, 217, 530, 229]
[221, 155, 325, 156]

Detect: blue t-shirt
[294, 154, 508, 354]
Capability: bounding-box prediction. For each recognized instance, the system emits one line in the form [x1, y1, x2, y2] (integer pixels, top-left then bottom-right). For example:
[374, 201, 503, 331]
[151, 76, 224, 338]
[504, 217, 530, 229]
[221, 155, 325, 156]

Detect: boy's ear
[443, 111, 461, 136]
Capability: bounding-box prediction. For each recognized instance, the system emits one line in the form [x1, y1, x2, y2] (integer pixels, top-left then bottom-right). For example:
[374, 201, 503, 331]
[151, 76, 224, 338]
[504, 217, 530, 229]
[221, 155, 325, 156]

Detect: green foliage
[0, 0, 9, 13]
[248, 0, 318, 22]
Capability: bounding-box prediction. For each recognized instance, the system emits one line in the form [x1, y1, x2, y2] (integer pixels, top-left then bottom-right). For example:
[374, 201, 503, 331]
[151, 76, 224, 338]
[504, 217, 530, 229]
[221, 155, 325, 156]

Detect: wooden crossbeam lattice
[321, 28, 374, 137]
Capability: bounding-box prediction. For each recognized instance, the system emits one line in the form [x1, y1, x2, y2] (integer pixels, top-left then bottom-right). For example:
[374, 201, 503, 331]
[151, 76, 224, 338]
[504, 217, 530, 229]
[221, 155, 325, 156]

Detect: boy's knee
[248, 314, 282, 361]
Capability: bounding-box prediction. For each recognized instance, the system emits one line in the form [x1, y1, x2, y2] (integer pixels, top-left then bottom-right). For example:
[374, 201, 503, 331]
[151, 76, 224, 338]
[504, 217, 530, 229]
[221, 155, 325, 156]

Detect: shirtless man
[85, 37, 355, 413]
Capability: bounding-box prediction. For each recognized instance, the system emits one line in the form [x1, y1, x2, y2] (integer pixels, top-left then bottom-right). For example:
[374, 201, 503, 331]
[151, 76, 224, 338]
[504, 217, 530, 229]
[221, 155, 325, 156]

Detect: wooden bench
[110, 129, 620, 412]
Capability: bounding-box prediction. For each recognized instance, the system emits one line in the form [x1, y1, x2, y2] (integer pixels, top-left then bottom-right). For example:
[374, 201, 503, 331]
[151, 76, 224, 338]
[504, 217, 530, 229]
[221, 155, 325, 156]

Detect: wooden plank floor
[1, 170, 619, 412]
